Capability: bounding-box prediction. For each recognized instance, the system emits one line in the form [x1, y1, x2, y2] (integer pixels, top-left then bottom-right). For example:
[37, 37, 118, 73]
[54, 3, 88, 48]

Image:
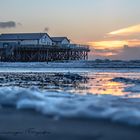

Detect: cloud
[94, 48, 119, 53]
[109, 46, 140, 60]
[127, 39, 140, 46]
[0, 21, 18, 28]
[91, 48, 120, 58]
[89, 45, 140, 60]
[88, 24, 140, 60]
[88, 24, 140, 49]
[88, 40, 128, 49]
[89, 46, 140, 60]
[108, 24, 140, 36]
[89, 39, 140, 49]
[89, 47, 119, 58]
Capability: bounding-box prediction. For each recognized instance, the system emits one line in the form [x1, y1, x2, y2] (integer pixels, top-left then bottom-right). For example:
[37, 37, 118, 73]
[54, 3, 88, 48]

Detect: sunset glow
[109, 24, 140, 36]
[92, 52, 117, 57]
[88, 78, 128, 96]
[0, 0, 140, 59]
[88, 23, 140, 58]
[88, 40, 128, 49]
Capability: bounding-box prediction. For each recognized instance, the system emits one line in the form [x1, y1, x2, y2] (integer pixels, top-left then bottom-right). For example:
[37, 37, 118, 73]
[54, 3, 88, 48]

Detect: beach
[1, 0, 140, 139]
[0, 62, 140, 139]
[0, 107, 140, 140]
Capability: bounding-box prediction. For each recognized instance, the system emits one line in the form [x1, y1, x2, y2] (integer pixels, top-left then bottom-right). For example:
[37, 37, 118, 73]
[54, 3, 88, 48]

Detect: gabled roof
[51, 37, 70, 42]
[0, 33, 52, 41]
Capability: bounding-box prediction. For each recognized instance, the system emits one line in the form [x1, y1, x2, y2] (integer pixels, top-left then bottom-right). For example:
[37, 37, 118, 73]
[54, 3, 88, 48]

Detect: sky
[0, 0, 140, 60]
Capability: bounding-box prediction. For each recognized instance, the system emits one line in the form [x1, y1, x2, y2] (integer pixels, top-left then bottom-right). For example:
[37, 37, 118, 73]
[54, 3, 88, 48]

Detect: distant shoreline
[0, 60, 140, 69]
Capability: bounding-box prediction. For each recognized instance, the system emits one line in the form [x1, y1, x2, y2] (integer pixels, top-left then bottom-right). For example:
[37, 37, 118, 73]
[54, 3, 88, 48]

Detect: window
[42, 38, 46, 43]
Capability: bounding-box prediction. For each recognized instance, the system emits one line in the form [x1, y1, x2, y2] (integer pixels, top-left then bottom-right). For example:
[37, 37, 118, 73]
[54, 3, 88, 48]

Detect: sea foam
[0, 87, 140, 126]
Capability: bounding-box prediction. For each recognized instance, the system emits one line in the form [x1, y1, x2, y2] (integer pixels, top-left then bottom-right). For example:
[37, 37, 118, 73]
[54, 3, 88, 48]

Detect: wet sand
[0, 107, 140, 140]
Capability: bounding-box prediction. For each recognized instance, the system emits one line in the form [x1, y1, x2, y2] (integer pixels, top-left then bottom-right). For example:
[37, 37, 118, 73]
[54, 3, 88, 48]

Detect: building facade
[51, 37, 70, 46]
[0, 32, 89, 62]
[0, 33, 53, 46]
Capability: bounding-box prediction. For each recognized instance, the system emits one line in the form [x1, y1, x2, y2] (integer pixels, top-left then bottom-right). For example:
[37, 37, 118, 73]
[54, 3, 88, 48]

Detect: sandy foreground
[0, 107, 139, 140]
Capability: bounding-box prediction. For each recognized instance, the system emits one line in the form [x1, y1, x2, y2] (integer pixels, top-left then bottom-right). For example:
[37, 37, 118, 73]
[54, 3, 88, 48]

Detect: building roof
[0, 33, 52, 41]
[51, 37, 70, 42]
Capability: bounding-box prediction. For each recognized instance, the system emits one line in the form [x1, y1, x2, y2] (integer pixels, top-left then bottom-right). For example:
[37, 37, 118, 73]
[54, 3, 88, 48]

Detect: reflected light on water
[0, 71, 139, 97]
[74, 73, 137, 96]
[88, 80, 128, 96]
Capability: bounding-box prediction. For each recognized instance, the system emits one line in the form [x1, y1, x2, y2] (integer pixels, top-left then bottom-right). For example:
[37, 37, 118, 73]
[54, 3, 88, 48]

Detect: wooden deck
[0, 44, 90, 62]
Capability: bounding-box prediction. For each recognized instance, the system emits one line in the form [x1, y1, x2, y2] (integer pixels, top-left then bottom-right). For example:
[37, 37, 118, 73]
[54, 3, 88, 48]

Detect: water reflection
[0, 72, 140, 97]
[80, 72, 140, 97]
[87, 77, 129, 96]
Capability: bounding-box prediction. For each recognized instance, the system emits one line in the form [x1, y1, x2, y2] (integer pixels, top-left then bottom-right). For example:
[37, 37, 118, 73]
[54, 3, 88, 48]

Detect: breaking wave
[0, 87, 140, 126]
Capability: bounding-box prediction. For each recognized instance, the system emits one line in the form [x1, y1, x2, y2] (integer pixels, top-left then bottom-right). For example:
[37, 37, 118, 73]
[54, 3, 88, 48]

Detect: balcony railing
[1, 43, 90, 51]
[60, 44, 90, 50]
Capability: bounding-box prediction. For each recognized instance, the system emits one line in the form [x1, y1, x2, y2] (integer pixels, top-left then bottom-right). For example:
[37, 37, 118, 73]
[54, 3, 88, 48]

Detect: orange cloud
[108, 24, 140, 36]
[88, 24, 140, 58]
[88, 40, 128, 49]
[127, 39, 140, 46]
[88, 39, 140, 58]
[93, 52, 117, 57]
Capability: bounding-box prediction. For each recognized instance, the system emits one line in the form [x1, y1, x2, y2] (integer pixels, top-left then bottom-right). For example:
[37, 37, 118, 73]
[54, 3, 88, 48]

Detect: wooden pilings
[0, 45, 90, 62]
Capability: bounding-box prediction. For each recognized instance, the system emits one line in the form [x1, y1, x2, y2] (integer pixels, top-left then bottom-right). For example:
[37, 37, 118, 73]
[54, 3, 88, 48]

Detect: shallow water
[0, 68, 140, 125]
[0, 68, 140, 97]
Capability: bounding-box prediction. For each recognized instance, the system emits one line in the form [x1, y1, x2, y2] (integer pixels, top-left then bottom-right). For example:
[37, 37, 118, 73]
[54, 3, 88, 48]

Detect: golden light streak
[88, 79, 128, 96]
[87, 24, 140, 57]
[109, 24, 140, 36]
[127, 39, 140, 46]
[88, 39, 140, 57]
[88, 40, 128, 49]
